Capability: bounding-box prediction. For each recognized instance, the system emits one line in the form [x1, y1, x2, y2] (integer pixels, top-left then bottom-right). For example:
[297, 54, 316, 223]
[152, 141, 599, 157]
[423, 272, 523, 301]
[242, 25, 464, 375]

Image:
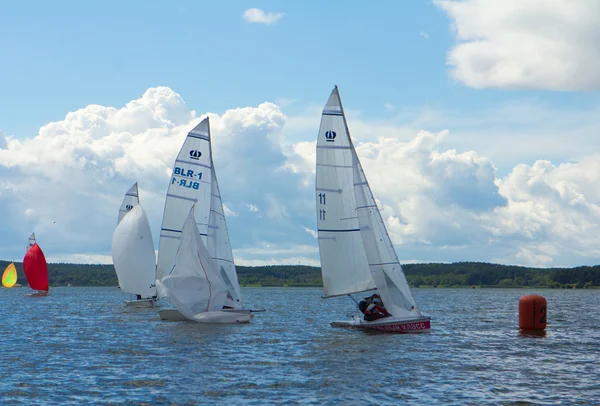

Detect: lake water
[0, 287, 598, 405]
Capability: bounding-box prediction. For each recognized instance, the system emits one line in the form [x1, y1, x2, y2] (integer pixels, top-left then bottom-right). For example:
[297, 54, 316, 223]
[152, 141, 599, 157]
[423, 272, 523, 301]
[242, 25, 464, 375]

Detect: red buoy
[519, 294, 547, 331]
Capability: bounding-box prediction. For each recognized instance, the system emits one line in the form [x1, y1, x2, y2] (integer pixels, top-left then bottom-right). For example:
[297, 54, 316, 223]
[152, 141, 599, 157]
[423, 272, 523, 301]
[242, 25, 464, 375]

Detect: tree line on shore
[2, 260, 598, 289]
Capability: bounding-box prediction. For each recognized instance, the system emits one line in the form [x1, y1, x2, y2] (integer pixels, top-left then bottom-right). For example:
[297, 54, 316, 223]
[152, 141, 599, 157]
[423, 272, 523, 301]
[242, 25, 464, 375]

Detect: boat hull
[124, 299, 158, 308]
[26, 290, 49, 297]
[159, 308, 254, 324]
[331, 316, 431, 333]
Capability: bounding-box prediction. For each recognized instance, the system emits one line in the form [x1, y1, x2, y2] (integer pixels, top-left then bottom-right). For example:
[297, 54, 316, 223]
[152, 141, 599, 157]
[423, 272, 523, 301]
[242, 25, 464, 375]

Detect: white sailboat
[156, 117, 257, 323]
[316, 87, 430, 333]
[112, 183, 158, 307]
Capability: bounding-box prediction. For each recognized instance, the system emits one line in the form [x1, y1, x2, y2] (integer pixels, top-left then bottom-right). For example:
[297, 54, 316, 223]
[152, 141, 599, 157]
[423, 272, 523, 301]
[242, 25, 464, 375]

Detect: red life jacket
[364, 303, 390, 320]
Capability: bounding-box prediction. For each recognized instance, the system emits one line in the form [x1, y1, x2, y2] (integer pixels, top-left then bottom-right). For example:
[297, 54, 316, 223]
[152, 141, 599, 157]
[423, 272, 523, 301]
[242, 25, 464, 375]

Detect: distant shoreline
[2, 261, 598, 289]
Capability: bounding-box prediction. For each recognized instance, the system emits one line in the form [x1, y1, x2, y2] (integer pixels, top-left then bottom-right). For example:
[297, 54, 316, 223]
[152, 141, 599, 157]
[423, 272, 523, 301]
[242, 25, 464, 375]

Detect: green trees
[0, 260, 597, 288]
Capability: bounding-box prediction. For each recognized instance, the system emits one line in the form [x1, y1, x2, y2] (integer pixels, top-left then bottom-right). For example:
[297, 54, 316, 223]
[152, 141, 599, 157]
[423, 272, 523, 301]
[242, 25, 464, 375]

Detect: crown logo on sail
[125, 204, 133, 211]
[325, 130, 336, 142]
[189, 149, 202, 160]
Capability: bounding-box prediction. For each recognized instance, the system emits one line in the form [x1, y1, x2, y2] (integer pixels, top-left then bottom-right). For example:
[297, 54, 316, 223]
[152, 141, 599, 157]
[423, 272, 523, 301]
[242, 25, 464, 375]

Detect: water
[0, 287, 598, 405]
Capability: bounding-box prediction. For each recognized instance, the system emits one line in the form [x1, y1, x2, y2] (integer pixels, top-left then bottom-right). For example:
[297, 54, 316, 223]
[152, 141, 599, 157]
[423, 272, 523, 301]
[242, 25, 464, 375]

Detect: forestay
[112, 204, 157, 298]
[117, 182, 139, 224]
[316, 87, 376, 297]
[157, 118, 213, 282]
[206, 166, 243, 308]
[156, 206, 229, 319]
[352, 148, 421, 319]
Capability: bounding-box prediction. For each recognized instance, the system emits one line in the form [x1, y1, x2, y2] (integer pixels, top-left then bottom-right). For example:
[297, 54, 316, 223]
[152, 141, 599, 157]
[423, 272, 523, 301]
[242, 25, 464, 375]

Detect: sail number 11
[318, 193, 326, 220]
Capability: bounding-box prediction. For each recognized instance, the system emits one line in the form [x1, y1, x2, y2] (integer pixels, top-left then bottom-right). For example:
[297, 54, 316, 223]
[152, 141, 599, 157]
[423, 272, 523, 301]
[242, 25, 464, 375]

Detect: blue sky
[1, 0, 600, 267]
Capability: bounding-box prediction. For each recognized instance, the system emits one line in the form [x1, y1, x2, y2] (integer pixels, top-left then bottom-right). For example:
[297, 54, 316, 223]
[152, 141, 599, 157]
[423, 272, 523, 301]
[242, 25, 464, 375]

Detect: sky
[1, 0, 599, 268]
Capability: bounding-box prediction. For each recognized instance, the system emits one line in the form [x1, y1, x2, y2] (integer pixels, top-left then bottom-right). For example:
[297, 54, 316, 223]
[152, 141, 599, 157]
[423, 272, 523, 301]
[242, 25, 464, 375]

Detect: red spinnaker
[23, 243, 49, 291]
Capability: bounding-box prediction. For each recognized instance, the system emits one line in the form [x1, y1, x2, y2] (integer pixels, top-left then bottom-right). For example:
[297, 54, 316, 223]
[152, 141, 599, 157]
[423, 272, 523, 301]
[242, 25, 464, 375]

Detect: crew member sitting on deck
[363, 294, 391, 321]
[136, 294, 142, 300]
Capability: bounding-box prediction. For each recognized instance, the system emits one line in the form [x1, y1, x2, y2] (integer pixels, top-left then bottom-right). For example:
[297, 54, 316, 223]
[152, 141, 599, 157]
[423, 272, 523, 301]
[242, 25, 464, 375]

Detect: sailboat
[2, 263, 17, 288]
[23, 236, 49, 296]
[156, 117, 257, 323]
[112, 182, 158, 307]
[315, 87, 430, 333]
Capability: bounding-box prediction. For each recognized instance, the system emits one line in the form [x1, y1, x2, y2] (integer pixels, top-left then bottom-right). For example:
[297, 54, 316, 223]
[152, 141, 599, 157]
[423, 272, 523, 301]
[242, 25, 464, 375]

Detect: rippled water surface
[0, 287, 598, 404]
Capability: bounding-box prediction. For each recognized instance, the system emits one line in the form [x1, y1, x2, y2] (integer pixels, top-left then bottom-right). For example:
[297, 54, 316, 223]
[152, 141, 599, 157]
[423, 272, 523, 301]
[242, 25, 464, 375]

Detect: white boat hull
[26, 291, 49, 297]
[124, 299, 158, 308]
[159, 308, 254, 324]
[331, 316, 431, 333]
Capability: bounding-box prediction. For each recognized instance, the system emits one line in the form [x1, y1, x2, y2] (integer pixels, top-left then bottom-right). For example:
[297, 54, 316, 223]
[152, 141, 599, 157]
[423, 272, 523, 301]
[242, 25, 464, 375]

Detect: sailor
[136, 294, 142, 300]
[363, 295, 391, 321]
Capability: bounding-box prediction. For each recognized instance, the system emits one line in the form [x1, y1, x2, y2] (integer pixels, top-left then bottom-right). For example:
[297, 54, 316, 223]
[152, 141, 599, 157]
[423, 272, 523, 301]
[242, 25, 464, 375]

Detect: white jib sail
[156, 118, 213, 282]
[118, 182, 139, 224]
[207, 165, 243, 308]
[351, 141, 421, 319]
[111, 204, 157, 298]
[156, 206, 229, 319]
[316, 86, 376, 297]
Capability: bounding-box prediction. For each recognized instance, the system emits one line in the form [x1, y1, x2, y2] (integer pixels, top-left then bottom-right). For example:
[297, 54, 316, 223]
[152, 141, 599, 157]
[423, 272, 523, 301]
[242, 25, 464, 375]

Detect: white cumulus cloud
[436, 0, 600, 90]
[242, 8, 284, 25]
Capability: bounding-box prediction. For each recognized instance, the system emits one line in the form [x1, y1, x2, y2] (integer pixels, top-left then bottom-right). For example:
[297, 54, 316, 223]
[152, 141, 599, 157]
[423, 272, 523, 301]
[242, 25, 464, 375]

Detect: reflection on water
[0, 287, 598, 404]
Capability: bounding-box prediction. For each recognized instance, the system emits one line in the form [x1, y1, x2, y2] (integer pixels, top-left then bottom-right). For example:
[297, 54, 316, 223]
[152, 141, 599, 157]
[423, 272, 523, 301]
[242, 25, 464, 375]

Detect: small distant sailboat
[23, 236, 49, 296]
[156, 117, 260, 323]
[112, 182, 158, 307]
[315, 87, 430, 333]
[2, 263, 17, 288]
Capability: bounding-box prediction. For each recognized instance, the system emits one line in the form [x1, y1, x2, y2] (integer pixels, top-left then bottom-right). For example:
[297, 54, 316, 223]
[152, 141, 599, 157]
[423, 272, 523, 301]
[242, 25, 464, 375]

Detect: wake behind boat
[315, 87, 430, 333]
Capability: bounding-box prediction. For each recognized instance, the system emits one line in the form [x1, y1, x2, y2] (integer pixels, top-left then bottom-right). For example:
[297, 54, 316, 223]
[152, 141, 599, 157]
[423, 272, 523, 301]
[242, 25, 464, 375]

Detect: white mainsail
[117, 182, 139, 224]
[156, 206, 229, 319]
[316, 87, 376, 297]
[27, 233, 36, 252]
[317, 86, 421, 320]
[112, 204, 157, 298]
[206, 166, 243, 308]
[157, 118, 213, 282]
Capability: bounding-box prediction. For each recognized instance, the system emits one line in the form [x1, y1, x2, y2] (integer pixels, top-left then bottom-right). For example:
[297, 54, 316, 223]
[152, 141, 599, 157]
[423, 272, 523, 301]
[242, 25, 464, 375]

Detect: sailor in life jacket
[363, 294, 390, 321]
